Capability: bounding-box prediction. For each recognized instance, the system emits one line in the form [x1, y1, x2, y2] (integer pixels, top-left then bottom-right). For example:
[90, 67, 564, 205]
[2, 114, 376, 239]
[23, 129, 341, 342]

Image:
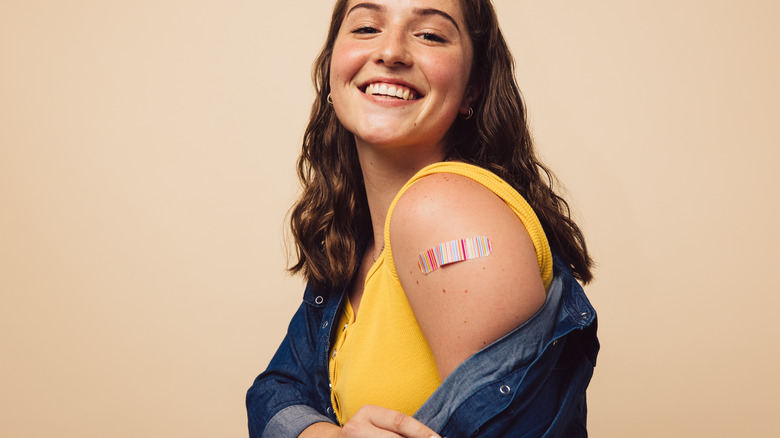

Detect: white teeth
[365, 82, 418, 101]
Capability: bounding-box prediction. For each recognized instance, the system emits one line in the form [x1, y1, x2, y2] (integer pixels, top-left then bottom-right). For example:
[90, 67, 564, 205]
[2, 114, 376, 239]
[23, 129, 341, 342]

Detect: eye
[419, 32, 446, 43]
[352, 26, 379, 35]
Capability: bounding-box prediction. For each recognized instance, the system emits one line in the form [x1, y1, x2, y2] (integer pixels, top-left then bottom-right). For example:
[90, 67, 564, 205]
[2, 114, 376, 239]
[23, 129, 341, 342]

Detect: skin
[390, 174, 546, 379]
[328, 0, 477, 314]
[302, 0, 543, 436]
[329, 0, 475, 156]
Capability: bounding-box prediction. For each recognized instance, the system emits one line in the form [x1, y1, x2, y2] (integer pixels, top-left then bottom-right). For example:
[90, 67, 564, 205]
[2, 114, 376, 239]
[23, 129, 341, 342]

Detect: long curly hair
[289, 0, 593, 288]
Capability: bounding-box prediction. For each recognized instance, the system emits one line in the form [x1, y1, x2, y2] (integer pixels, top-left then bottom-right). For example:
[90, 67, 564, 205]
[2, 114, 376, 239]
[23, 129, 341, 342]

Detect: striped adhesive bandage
[417, 236, 493, 275]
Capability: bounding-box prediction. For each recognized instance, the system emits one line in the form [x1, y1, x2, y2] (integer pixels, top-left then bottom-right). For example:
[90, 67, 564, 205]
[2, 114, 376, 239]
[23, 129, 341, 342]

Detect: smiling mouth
[363, 82, 420, 101]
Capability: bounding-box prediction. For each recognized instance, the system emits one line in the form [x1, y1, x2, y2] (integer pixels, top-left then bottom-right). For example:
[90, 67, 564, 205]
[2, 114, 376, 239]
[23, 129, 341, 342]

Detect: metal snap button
[326, 407, 333, 415]
[315, 296, 324, 305]
[322, 320, 328, 329]
[499, 385, 511, 395]
[579, 311, 590, 320]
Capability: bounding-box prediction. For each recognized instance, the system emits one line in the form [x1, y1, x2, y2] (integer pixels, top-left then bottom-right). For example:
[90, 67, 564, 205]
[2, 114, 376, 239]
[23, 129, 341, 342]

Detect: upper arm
[389, 173, 546, 380]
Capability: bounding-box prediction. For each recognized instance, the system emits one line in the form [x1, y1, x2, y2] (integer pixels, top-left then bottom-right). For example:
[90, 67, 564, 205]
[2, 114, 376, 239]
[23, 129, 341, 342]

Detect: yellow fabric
[329, 162, 553, 424]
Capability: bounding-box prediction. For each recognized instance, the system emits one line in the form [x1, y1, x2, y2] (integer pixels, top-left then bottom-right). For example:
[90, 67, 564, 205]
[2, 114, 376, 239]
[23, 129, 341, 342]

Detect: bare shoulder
[389, 172, 538, 279]
[390, 172, 546, 379]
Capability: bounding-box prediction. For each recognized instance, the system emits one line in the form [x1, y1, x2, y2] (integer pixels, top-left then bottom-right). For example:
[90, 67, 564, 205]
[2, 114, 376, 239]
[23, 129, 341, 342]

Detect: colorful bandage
[417, 236, 493, 274]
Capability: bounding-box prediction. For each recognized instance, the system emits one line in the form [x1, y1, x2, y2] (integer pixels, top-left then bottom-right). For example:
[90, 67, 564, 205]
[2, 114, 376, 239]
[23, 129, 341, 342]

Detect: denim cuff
[262, 404, 334, 438]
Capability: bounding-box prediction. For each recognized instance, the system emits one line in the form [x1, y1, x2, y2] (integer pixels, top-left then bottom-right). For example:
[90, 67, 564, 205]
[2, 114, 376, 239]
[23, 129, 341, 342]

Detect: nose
[375, 30, 412, 67]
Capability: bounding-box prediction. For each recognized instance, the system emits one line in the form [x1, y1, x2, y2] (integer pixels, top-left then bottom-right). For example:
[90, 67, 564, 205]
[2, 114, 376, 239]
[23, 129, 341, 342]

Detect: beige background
[1, 0, 778, 436]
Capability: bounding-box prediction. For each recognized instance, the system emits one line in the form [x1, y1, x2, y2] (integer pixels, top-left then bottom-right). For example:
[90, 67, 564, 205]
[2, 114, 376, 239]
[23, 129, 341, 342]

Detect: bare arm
[390, 173, 546, 380]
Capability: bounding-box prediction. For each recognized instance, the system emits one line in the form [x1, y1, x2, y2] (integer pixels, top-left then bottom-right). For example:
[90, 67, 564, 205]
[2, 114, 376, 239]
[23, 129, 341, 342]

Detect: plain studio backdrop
[1, 1, 778, 436]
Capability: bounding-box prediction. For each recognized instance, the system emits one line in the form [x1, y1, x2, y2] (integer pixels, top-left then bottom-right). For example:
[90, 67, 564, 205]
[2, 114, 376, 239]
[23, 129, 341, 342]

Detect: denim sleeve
[413, 259, 598, 438]
[246, 285, 337, 438]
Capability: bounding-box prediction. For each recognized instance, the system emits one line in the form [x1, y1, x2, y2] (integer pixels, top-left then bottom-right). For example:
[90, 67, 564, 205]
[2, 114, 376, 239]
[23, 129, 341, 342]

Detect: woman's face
[329, 0, 474, 156]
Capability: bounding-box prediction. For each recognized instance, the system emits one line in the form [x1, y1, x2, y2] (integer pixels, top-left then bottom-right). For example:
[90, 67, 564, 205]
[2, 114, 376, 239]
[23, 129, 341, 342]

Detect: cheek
[330, 40, 368, 87]
[424, 51, 473, 92]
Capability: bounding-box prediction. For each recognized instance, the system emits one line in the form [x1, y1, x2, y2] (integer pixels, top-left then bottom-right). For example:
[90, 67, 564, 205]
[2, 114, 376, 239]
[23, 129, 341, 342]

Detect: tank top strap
[383, 161, 553, 290]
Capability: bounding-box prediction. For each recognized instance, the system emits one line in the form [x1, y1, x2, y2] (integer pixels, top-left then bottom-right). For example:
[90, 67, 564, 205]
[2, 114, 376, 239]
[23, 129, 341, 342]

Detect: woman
[247, 0, 598, 437]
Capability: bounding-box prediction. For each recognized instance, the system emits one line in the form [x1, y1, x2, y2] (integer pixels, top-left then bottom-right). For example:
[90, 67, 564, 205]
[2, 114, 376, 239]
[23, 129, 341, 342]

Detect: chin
[353, 123, 412, 147]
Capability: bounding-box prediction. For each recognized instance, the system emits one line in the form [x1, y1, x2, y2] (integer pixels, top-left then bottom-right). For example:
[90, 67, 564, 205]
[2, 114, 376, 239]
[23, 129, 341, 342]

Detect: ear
[460, 84, 481, 115]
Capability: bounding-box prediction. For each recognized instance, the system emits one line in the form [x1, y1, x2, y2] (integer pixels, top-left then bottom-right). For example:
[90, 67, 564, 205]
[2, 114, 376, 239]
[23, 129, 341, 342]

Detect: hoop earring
[462, 107, 474, 120]
[327, 94, 333, 106]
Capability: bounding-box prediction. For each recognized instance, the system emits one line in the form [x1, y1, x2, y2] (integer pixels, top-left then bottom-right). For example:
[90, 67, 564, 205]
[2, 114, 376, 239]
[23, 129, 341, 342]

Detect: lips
[362, 82, 421, 101]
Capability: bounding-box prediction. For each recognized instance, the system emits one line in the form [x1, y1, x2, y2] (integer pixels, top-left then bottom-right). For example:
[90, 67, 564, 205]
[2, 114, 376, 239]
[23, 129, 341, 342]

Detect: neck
[356, 140, 445, 250]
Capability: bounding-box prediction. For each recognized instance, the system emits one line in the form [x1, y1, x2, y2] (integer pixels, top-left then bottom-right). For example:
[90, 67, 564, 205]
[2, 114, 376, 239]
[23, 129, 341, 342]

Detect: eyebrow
[415, 8, 460, 32]
[346, 2, 461, 33]
[347, 2, 383, 15]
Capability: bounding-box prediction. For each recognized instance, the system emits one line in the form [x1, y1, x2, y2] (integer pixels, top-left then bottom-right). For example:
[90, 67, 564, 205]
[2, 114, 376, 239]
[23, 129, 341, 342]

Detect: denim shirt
[246, 254, 599, 437]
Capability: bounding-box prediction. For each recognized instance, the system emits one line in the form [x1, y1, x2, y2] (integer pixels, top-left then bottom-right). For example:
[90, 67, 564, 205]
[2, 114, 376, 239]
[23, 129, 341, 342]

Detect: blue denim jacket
[247, 254, 598, 437]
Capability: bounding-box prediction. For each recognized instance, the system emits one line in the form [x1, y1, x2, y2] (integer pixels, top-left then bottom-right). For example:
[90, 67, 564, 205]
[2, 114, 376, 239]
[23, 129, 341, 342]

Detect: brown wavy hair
[289, 0, 593, 288]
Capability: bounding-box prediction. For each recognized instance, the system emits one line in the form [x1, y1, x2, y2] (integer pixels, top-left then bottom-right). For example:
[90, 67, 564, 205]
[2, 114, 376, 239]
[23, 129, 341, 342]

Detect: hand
[340, 405, 441, 438]
[300, 405, 441, 438]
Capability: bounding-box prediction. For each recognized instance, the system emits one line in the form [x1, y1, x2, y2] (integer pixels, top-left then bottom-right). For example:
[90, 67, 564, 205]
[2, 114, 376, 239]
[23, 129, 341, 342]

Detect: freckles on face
[330, 35, 370, 95]
[328, 0, 474, 150]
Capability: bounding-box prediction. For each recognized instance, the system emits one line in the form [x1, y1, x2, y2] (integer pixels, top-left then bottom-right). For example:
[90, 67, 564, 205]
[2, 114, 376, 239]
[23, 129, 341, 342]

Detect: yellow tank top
[329, 162, 553, 424]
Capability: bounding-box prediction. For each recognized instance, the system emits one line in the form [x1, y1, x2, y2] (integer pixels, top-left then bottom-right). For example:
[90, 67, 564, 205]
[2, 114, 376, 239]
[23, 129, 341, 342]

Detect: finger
[359, 405, 441, 438]
[340, 422, 404, 438]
